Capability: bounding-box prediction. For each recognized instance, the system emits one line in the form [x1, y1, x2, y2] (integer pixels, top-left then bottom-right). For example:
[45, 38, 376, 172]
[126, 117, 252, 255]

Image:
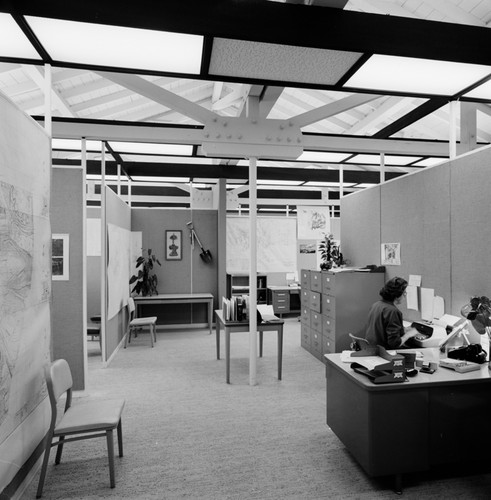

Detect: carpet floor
[23, 318, 491, 499]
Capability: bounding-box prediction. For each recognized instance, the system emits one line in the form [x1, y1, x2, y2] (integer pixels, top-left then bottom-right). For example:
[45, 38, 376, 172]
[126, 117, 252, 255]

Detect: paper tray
[351, 364, 407, 384]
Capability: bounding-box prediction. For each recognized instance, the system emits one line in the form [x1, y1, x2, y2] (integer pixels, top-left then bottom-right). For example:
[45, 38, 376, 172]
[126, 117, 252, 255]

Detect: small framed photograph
[165, 230, 182, 261]
[52, 234, 69, 280]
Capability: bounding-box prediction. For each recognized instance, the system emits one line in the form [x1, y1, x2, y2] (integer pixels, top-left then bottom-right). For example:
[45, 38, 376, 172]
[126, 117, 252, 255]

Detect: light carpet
[22, 318, 491, 499]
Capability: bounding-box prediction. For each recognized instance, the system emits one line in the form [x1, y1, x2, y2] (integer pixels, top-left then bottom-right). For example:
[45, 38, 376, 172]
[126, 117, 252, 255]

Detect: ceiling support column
[43, 63, 52, 136]
[449, 101, 458, 159]
[380, 153, 385, 183]
[460, 102, 477, 153]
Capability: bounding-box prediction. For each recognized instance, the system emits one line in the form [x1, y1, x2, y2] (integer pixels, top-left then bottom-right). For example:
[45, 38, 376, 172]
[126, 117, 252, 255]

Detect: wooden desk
[267, 285, 301, 316]
[325, 352, 491, 493]
[215, 310, 284, 383]
[134, 293, 214, 335]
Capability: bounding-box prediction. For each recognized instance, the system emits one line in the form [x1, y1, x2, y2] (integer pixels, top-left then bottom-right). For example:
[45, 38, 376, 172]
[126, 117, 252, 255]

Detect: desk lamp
[461, 296, 491, 368]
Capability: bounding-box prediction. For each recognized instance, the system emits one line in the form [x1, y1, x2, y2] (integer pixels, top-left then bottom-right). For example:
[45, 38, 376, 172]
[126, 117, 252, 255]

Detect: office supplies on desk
[410, 320, 447, 347]
[349, 346, 406, 384]
[440, 358, 482, 373]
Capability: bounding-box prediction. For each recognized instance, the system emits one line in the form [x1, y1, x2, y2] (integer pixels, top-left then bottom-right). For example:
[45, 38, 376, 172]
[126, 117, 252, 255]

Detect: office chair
[349, 333, 370, 351]
[36, 359, 125, 498]
[124, 296, 157, 348]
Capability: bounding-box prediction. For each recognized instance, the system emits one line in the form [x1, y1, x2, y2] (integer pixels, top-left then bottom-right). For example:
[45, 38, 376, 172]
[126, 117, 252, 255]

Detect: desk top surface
[268, 285, 300, 291]
[134, 293, 213, 301]
[325, 351, 491, 391]
[215, 309, 283, 327]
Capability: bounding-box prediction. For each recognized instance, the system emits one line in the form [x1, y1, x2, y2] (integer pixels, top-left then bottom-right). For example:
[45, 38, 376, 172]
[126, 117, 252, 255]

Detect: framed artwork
[165, 230, 182, 260]
[381, 242, 401, 266]
[52, 234, 69, 280]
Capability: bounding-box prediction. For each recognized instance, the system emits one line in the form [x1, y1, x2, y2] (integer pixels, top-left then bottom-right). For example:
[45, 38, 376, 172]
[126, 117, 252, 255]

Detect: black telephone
[447, 343, 487, 364]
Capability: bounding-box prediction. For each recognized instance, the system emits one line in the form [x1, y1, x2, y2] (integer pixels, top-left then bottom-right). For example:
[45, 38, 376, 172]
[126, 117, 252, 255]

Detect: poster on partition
[296, 206, 330, 239]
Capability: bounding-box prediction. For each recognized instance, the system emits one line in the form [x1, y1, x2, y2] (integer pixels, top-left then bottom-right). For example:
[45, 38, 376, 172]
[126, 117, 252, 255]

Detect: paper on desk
[257, 304, 278, 322]
[340, 351, 390, 370]
[433, 296, 444, 319]
[406, 285, 419, 310]
[438, 313, 462, 326]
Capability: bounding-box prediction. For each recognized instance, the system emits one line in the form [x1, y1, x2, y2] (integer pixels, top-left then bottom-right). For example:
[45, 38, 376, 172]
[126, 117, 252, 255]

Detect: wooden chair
[36, 359, 125, 498]
[124, 296, 157, 348]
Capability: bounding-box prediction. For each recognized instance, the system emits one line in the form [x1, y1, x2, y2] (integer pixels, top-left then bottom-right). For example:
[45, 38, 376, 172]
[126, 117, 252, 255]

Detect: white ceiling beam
[211, 81, 224, 103]
[22, 65, 76, 117]
[211, 86, 247, 111]
[293, 93, 381, 128]
[346, 96, 413, 135]
[347, 0, 419, 18]
[422, 0, 486, 26]
[97, 71, 217, 124]
[47, 118, 457, 156]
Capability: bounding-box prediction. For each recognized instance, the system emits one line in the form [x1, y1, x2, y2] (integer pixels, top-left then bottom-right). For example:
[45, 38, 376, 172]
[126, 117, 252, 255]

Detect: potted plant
[129, 249, 161, 296]
[319, 233, 343, 271]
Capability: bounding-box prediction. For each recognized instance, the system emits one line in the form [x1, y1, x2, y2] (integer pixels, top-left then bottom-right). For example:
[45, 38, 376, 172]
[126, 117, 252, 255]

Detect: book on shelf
[222, 295, 250, 321]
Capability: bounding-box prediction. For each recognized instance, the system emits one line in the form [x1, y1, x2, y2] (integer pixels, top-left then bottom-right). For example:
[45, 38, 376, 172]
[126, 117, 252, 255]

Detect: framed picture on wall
[52, 234, 69, 280]
[165, 230, 182, 260]
[381, 242, 401, 266]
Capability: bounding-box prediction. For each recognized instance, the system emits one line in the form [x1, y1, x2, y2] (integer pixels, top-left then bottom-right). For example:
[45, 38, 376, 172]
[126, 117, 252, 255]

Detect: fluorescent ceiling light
[87, 174, 120, 181]
[464, 79, 491, 100]
[0, 14, 41, 59]
[297, 151, 350, 162]
[411, 157, 446, 167]
[346, 154, 421, 165]
[353, 183, 376, 188]
[131, 176, 189, 183]
[52, 138, 102, 150]
[108, 142, 192, 156]
[304, 181, 355, 187]
[26, 16, 203, 74]
[345, 55, 491, 96]
[257, 179, 304, 186]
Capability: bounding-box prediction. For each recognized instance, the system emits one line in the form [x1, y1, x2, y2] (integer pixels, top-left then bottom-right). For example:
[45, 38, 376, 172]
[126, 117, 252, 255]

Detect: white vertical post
[117, 164, 121, 196]
[44, 63, 52, 136]
[82, 138, 88, 386]
[249, 155, 258, 386]
[128, 177, 132, 207]
[380, 152, 385, 183]
[449, 100, 458, 159]
[339, 164, 344, 199]
[100, 143, 107, 364]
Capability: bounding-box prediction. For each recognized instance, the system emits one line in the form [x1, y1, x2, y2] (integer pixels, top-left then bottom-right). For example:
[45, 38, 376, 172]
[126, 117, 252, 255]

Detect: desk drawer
[301, 269, 310, 288]
[311, 330, 322, 355]
[301, 306, 310, 325]
[322, 295, 336, 316]
[309, 291, 321, 313]
[310, 311, 322, 333]
[301, 289, 310, 305]
[322, 315, 335, 336]
[310, 271, 322, 292]
[301, 324, 311, 349]
[272, 292, 290, 308]
[322, 272, 336, 294]
[323, 333, 335, 354]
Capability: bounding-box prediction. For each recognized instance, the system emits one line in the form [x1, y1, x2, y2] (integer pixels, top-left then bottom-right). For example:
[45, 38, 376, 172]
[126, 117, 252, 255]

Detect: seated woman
[364, 277, 418, 350]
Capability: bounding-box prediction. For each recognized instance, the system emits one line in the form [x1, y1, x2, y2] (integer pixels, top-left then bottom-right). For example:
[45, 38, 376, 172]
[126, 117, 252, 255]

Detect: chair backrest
[45, 359, 73, 427]
[127, 296, 136, 320]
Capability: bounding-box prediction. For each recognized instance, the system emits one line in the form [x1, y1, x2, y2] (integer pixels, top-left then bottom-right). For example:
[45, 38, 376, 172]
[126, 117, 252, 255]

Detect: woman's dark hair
[380, 277, 408, 301]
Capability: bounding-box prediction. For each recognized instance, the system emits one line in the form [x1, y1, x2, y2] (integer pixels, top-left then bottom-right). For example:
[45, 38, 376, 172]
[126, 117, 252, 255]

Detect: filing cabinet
[300, 268, 385, 362]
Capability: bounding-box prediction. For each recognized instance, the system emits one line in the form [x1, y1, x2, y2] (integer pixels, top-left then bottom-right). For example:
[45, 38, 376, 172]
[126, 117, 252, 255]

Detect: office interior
[2, 1, 491, 498]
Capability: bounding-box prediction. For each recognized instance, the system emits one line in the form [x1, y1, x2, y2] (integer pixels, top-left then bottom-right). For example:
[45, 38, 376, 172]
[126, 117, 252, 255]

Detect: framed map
[52, 234, 69, 280]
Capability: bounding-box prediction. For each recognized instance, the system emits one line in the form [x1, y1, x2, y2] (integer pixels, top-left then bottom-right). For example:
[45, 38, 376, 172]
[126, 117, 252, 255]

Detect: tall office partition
[0, 94, 51, 495]
[340, 145, 491, 325]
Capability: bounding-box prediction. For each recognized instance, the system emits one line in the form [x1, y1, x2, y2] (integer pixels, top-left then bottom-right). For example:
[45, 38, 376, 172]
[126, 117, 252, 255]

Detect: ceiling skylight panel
[464, 78, 491, 100]
[297, 151, 350, 163]
[25, 17, 203, 74]
[346, 154, 422, 165]
[107, 142, 193, 156]
[345, 55, 491, 96]
[0, 14, 41, 59]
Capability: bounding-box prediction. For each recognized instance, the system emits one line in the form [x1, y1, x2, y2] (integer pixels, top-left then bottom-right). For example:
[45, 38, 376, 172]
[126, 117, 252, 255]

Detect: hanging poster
[296, 206, 331, 239]
[381, 242, 401, 265]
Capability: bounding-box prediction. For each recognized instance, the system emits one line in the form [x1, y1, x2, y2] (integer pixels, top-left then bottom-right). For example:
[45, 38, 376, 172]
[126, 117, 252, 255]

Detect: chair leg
[54, 436, 65, 464]
[106, 429, 116, 488]
[150, 325, 154, 347]
[117, 419, 124, 457]
[36, 433, 53, 498]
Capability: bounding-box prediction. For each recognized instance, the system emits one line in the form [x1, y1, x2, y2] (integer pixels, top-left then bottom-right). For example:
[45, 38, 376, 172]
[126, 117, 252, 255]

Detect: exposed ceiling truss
[1, 0, 491, 212]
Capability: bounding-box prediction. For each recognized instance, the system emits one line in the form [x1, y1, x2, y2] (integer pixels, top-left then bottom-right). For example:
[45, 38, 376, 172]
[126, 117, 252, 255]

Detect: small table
[215, 309, 284, 383]
[134, 293, 214, 335]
